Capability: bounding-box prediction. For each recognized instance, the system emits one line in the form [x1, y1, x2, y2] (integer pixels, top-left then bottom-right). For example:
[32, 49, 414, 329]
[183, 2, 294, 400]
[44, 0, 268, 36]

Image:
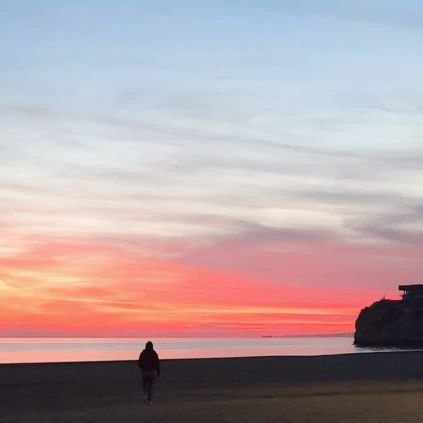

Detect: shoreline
[0, 348, 421, 365]
[3, 351, 423, 387]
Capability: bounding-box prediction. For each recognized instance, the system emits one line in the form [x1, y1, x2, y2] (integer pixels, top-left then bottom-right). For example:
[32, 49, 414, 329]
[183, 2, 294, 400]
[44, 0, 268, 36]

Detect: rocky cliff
[354, 299, 423, 347]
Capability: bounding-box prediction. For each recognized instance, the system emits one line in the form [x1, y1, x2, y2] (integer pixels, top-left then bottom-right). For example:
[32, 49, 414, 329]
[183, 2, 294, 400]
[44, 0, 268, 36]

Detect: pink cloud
[0, 234, 413, 336]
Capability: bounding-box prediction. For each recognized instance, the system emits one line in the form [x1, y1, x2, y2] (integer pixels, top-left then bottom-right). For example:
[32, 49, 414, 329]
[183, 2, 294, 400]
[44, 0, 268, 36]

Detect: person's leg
[142, 374, 149, 403]
[147, 374, 155, 403]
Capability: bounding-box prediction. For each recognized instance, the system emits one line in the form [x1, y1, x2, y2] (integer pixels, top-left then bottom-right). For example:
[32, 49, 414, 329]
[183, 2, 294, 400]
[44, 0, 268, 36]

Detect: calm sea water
[0, 336, 416, 364]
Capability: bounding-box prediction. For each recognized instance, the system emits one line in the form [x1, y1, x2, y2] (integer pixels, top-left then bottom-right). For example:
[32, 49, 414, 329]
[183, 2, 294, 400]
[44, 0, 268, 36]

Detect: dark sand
[2, 352, 423, 422]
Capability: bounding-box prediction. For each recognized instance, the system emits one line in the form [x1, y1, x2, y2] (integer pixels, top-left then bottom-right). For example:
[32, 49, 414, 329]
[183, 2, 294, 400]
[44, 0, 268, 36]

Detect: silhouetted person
[138, 341, 160, 405]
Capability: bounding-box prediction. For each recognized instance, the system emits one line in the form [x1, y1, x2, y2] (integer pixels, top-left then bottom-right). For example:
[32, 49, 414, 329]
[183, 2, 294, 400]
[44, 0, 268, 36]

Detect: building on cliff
[399, 284, 423, 303]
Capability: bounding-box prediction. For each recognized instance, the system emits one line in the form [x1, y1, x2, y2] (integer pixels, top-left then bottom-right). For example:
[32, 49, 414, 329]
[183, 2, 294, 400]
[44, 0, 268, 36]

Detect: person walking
[138, 341, 160, 405]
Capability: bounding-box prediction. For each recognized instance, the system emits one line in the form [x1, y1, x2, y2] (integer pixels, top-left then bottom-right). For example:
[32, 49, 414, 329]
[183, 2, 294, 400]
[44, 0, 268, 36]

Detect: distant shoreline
[261, 333, 353, 338]
[0, 333, 354, 338]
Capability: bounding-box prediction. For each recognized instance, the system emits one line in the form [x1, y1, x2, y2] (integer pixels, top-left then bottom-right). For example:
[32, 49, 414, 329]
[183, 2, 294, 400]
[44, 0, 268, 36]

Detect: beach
[2, 352, 423, 422]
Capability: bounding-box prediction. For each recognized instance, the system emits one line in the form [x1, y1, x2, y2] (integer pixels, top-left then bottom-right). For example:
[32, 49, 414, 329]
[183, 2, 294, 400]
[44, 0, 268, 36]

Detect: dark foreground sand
[3, 352, 423, 422]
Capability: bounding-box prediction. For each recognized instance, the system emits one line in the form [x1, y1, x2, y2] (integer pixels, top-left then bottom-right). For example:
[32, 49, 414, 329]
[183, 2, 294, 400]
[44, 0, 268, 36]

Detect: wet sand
[2, 352, 423, 422]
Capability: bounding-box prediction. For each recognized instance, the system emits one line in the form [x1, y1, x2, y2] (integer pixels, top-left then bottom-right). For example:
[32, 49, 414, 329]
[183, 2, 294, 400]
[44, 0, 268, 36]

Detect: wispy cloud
[281, 0, 423, 31]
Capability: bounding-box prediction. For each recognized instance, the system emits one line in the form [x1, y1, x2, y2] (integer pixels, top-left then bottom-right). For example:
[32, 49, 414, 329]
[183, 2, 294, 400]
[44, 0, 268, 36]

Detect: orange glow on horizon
[0, 237, 408, 337]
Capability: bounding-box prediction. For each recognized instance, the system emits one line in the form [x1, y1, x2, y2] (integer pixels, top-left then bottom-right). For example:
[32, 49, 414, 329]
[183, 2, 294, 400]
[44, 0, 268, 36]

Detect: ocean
[0, 336, 416, 364]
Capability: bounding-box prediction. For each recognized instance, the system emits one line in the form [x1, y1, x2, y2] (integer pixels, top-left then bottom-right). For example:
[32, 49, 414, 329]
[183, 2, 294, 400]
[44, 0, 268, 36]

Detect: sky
[1, 0, 423, 337]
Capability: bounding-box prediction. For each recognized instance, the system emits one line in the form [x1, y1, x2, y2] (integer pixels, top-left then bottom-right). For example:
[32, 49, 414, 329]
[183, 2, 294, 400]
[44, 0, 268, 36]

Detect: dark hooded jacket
[138, 342, 160, 376]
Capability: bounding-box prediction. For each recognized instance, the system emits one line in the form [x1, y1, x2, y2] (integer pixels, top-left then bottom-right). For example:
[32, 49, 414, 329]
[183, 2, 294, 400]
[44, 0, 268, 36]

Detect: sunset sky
[1, 1, 423, 337]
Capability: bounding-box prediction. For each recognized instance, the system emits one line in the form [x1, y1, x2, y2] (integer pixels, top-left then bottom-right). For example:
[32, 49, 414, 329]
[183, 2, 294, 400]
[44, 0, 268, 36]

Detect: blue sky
[1, 0, 423, 240]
